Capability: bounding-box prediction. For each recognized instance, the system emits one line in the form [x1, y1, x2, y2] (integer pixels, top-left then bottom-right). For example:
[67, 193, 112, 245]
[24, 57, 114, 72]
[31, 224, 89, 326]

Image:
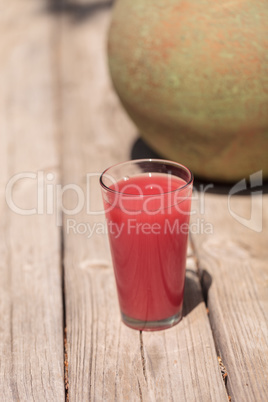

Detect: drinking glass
[100, 159, 193, 331]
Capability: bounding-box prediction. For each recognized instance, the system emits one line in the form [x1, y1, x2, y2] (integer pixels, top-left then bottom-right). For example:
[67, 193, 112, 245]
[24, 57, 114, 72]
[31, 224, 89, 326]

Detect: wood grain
[142, 256, 229, 402]
[191, 188, 268, 401]
[0, 1, 64, 400]
[60, 7, 228, 401]
[60, 8, 144, 401]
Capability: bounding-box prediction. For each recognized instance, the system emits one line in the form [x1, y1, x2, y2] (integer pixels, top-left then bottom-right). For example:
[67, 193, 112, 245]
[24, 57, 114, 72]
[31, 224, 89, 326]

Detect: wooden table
[1, 1, 267, 401]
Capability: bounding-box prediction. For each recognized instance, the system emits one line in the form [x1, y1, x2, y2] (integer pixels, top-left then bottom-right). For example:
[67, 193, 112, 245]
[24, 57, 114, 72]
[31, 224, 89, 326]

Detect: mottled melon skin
[108, 0, 268, 181]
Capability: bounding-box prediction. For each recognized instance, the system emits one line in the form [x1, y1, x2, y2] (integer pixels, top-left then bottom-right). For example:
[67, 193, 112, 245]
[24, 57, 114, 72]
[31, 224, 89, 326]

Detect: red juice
[102, 173, 192, 330]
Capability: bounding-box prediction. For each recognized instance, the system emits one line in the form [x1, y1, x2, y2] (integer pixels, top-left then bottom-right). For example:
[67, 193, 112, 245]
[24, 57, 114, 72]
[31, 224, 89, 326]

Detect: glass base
[121, 310, 183, 331]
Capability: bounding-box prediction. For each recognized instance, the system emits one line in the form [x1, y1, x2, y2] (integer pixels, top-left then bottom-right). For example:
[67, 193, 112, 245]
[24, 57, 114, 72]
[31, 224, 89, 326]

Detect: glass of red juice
[100, 159, 193, 331]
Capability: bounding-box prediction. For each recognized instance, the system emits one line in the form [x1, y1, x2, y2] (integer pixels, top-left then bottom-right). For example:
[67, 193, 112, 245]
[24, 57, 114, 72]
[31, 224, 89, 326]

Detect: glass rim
[99, 158, 194, 197]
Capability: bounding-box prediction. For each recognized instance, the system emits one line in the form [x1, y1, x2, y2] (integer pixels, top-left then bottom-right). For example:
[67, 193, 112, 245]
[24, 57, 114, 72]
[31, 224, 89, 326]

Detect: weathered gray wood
[60, 6, 228, 401]
[0, 1, 64, 400]
[191, 189, 268, 401]
[142, 256, 229, 402]
[60, 8, 146, 401]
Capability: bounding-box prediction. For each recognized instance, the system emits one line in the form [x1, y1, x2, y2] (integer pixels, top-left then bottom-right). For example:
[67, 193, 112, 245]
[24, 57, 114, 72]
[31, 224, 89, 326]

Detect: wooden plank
[142, 254, 229, 401]
[191, 186, 268, 401]
[60, 6, 228, 401]
[0, 1, 64, 400]
[60, 8, 144, 401]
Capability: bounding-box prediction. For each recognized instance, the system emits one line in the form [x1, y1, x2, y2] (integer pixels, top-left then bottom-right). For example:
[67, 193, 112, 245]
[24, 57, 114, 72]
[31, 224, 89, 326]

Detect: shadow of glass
[45, 0, 114, 21]
[130, 137, 268, 195]
[183, 268, 212, 317]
